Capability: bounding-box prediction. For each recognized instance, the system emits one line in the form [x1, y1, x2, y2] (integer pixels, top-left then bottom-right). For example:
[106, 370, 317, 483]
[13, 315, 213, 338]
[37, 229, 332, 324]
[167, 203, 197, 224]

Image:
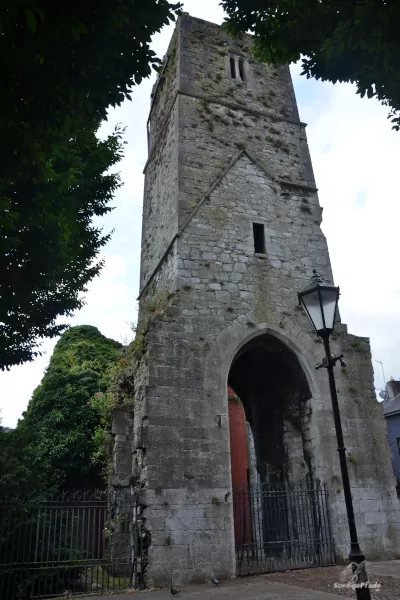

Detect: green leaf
[221, 0, 400, 130]
[25, 10, 37, 33]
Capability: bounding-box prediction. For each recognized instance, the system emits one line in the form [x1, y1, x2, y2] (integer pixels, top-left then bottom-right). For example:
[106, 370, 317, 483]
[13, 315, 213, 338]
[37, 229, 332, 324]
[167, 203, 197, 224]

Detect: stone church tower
[113, 13, 400, 587]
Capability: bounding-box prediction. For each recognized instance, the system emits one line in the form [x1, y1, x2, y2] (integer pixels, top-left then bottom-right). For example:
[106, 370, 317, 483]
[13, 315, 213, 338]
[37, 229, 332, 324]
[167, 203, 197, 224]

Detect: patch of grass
[347, 453, 358, 464]
[265, 135, 290, 155]
[211, 497, 221, 506]
[350, 341, 363, 351]
[131, 327, 146, 359]
[143, 291, 171, 317]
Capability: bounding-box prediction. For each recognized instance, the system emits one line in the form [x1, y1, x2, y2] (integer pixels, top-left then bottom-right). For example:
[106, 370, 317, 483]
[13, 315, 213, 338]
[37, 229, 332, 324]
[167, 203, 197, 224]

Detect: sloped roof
[383, 395, 400, 417]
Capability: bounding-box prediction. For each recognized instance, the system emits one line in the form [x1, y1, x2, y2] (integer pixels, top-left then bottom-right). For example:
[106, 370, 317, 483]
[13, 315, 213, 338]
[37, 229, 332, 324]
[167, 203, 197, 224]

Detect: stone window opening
[253, 223, 266, 254]
[397, 437, 400, 454]
[230, 56, 236, 79]
[229, 55, 247, 82]
[238, 58, 246, 82]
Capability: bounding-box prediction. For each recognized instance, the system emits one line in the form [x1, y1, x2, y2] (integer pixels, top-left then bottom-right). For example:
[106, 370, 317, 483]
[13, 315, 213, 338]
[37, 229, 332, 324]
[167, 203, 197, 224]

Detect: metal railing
[0, 489, 141, 599]
[233, 479, 334, 576]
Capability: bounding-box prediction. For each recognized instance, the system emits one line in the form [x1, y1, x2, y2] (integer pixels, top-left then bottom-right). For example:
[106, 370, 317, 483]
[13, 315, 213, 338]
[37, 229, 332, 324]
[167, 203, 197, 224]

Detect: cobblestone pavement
[264, 564, 400, 600]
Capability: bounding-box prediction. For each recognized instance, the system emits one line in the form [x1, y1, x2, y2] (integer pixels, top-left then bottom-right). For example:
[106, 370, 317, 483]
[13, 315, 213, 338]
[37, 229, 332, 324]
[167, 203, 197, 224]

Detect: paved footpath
[90, 576, 352, 600]
[88, 561, 400, 600]
[368, 560, 400, 579]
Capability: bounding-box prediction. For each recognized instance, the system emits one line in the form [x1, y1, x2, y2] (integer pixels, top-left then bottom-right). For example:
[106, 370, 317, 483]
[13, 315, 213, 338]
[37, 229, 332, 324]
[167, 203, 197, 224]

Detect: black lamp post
[298, 269, 371, 600]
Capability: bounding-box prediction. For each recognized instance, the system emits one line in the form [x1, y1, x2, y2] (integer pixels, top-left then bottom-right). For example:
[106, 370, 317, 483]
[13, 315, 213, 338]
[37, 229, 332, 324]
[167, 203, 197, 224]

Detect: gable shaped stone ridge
[139, 147, 278, 299]
[178, 148, 277, 237]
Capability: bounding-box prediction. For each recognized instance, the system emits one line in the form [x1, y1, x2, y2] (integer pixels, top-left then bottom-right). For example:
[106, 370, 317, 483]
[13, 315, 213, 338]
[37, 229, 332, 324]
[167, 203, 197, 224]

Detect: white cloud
[1, 0, 398, 426]
[294, 75, 400, 389]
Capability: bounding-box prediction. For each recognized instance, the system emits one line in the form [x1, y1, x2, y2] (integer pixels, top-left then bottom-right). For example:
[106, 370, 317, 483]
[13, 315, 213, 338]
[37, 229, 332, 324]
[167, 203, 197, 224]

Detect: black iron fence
[0, 489, 144, 599]
[233, 479, 334, 576]
[1, 482, 335, 595]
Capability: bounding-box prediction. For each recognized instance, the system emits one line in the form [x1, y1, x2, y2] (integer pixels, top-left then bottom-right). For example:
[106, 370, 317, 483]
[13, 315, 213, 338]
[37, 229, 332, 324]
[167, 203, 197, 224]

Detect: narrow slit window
[230, 56, 236, 79]
[253, 223, 266, 254]
[238, 59, 245, 82]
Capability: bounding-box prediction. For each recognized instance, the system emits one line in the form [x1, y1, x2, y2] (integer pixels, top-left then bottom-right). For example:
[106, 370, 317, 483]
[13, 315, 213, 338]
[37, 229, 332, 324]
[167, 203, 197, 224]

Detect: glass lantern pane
[301, 290, 324, 332]
[321, 288, 338, 330]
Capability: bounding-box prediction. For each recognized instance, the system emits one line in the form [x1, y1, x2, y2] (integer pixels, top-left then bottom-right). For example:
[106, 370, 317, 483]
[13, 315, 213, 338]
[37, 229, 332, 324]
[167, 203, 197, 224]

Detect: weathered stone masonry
[113, 13, 400, 587]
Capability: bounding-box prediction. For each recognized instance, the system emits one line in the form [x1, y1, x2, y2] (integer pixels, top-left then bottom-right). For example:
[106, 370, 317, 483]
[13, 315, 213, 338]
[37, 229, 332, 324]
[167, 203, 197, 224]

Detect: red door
[228, 387, 252, 549]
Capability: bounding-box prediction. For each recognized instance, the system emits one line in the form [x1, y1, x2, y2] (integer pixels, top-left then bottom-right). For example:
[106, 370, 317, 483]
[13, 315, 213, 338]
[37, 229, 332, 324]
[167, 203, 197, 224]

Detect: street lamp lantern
[298, 269, 340, 336]
[298, 270, 371, 600]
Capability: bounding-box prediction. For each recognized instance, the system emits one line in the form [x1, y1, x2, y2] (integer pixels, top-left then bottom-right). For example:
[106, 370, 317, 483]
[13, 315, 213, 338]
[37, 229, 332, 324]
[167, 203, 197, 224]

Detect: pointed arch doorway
[227, 333, 334, 575]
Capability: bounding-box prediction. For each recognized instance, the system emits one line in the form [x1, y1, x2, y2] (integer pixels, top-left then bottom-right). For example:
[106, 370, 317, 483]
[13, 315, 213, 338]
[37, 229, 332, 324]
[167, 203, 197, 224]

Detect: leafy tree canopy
[0, 421, 50, 497]
[10, 325, 123, 492]
[221, 0, 400, 129]
[0, 0, 182, 172]
[0, 0, 181, 370]
[1, 126, 124, 371]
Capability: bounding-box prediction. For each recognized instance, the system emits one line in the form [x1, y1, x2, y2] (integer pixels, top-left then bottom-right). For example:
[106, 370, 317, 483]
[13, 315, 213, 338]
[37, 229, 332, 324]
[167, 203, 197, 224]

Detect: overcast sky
[1, 0, 399, 427]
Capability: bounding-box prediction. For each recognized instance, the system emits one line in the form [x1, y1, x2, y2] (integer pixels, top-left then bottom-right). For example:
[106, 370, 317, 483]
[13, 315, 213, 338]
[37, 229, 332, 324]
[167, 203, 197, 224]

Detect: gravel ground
[263, 566, 399, 599]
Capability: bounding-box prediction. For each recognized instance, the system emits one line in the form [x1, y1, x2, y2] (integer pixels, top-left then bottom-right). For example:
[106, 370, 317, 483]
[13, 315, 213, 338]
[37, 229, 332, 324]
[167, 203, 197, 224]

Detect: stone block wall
[119, 13, 400, 587]
[140, 25, 180, 290]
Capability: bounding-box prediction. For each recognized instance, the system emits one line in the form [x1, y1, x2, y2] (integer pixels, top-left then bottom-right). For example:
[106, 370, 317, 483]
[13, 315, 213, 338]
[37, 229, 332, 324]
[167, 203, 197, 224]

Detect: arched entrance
[227, 333, 334, 574]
